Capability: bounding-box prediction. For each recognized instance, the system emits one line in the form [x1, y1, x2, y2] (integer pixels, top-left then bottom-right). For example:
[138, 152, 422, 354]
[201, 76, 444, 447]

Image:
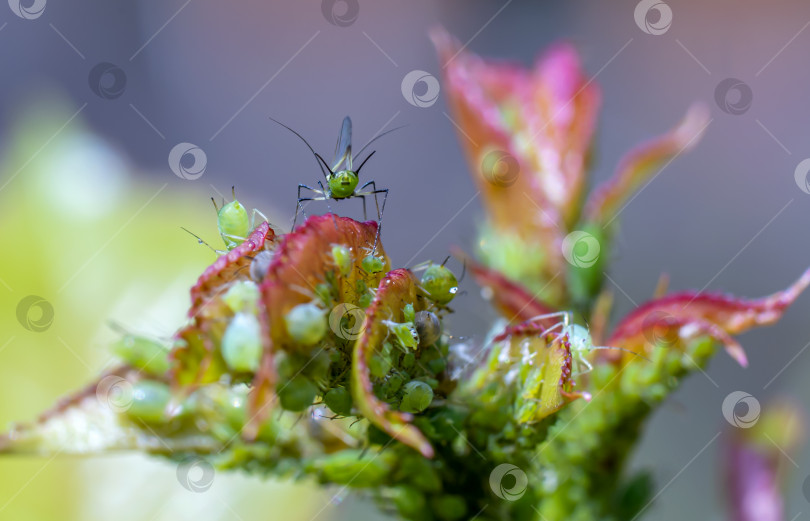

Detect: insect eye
[399, 380, 434, 413]
[420, 265, 459, 305]
[414, 311, 442, 347]
[221, 313, 263, 373]
[284, 303, 328, 346]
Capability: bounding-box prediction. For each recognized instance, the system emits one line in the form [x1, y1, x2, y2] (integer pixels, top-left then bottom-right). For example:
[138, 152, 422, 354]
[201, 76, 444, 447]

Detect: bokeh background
[1, 1, 809, 519]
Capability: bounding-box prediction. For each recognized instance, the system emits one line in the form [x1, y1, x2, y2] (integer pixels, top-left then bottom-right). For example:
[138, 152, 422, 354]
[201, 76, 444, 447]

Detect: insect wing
[332, 116, 353, 171]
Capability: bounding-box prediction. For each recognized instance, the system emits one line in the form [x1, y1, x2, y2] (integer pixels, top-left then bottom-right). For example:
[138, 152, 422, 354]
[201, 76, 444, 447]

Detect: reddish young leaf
[607, 267, 810, 366]
[351, 268, 434, 458]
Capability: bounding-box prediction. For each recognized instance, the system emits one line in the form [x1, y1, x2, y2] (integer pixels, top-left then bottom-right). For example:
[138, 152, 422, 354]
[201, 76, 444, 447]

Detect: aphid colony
[113, 196, 460, 447]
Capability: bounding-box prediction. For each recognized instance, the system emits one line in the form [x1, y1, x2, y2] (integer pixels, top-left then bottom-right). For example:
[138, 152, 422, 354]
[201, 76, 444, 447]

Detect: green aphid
[402, 352, 415, 369]
[223, 280, 260, 314]
[111, 334, 169, 376]
[403, 303, 415, 323]
[126, 380, 171, 424]
[213, 187, 268, 251]
[222, 312, 263, 373]
[421, 263, 459, 306]
[361, 254, 385, 274]
[314, 283, 334, 307]
[369, 353, 392, 378]
[386, 321, 419, 351]
[284, 303, 327, 346]
[331, 244, 353, 277]
[323, 386, 352, 416]
[383, 373, 404, 396]
[399, 380, 433, 413]
[358, 292, 374, 309]
[273, 116, 397, 253]
[278, 375, 318, 412]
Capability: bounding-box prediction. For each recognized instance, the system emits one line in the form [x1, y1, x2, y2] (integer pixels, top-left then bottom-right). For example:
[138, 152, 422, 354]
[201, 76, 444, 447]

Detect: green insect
[184, 187, 269, 253]
[270, 116, 400, 251]
[284, 302, 328, 347]
[518, 311, 649, 375]
[399, 380, 433, 413]
[221, 312, 263, 373]
[420, 259, 460, 306]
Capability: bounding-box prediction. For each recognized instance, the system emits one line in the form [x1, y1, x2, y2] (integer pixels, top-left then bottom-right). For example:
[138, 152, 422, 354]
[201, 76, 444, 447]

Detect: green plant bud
[126, 380, 171, 424]
[278, 375, 318, 412]
[399, 381, 433, 413]
[361, 254, 385, 274]
[111, 335, 169, 376]
[222, 312, 263, 373]
[323, 386, 352, 416]
[223, 280, 260, 313]
[284, 303, 327, 346]
[421, 264, 458, 305]
[331, 244, 352, 277]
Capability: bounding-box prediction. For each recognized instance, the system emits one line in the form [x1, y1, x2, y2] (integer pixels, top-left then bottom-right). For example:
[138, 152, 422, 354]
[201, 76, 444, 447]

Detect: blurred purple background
[1, 1, 809, 519]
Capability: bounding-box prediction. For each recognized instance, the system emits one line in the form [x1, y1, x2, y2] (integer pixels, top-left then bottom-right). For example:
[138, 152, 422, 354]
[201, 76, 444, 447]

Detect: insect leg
[294, 184, 321, 232]
[356, 185, 388, 253]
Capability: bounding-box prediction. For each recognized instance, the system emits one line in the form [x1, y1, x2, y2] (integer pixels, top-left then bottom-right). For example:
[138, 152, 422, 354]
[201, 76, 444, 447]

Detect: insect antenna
[181, 227, 218, 253]
[269, 116, 331, 180]
[440, 255, 451, 267]
[354, 150, 376, 175]
[352, 125, 406, 165]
